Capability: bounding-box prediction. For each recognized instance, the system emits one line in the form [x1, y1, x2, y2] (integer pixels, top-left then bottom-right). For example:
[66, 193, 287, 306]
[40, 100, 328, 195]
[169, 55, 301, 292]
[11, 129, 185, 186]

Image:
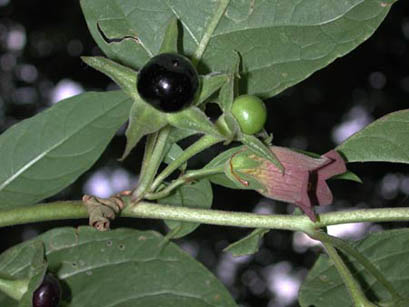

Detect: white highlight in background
[332, 106, 372, 144]
[51, 79, 84, 103]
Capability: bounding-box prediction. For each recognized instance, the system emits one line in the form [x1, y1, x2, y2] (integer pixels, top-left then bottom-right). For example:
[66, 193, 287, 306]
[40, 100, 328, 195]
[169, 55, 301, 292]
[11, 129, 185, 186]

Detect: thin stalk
[321, 240, 378, 307]
[132, 126, 171, 201]
[192, 0, 231, 66]
[145, 165, 225, 200]
[150, 134, 222, 192]
[312, 231, 401, 300]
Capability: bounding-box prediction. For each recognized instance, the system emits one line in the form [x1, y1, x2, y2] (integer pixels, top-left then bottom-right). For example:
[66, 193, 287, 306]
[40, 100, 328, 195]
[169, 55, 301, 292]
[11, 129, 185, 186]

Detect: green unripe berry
[231, 95, 267, 135]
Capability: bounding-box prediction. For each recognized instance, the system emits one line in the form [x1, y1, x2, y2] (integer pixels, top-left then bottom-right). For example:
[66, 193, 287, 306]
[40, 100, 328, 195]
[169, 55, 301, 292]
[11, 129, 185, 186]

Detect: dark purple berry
[137, 53, 199, 112]
[32, 274, 61, 307]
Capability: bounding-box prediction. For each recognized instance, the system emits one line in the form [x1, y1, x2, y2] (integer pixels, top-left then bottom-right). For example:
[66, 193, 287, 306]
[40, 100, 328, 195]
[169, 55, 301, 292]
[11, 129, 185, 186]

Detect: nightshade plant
[0, 1, 408, 306]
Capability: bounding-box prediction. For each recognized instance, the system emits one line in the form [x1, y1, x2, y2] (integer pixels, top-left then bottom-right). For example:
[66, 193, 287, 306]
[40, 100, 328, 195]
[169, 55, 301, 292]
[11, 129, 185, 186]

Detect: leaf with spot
[80, 0, 396, 97]
[0, 91, 132, 209]
[0, 227, 237, 307]
[337, 109, 409, 164]
[299, 229, 409, 307]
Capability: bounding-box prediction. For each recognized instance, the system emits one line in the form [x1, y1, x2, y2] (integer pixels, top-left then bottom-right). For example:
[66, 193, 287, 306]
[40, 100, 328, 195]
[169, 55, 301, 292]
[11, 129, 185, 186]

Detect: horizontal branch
[0, 202, 408, 233]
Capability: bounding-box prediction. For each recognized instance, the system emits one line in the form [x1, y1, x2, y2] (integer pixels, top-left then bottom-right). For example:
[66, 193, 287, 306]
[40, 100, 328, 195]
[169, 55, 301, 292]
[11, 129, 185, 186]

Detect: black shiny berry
[32, 273, 62, 307]
[137, 53, 199, 112]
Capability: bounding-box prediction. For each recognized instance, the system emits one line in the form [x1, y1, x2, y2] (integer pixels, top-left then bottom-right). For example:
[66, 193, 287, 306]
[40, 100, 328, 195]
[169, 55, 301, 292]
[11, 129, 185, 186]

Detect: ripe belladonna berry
[137, 53, 199, 112]
[231, 95, 267, 135]
[32, 273, 62, 307]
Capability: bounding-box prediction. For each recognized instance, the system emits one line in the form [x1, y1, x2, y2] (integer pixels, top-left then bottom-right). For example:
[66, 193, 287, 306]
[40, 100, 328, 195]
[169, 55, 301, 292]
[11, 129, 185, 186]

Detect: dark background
[0, 1, 408, 306]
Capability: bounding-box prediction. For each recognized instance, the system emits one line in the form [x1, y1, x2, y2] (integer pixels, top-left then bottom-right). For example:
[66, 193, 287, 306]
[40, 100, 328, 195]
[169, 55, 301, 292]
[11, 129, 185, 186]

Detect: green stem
[320, 240, 378, 307]
[145, 165, 224, 200]
[315, 208, 409, 227]
[192, 0, 231, 66]
[132, 126, 171, 200]
[312, 231, 401, 300]
[1, 204, 409, 232]
[0, 201, 312, 232]
[150, 134, 222, 192]
[0, 201, 88, 227]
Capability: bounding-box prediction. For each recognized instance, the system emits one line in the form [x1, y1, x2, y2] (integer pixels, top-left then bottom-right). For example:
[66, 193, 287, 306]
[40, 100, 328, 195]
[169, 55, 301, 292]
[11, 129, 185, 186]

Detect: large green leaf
[299, 229, 409, 307]
[337, 109, 409, 164]
[80, 0, 395, 97]
[0, 91, 132, 209]
[0, 227, 237, 307]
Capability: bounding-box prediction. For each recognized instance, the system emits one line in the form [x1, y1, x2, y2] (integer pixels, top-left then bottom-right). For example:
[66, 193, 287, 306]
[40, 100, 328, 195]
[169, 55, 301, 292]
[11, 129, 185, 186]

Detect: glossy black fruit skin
[32, 274, 62, 307]
[137, 53, 199, 112]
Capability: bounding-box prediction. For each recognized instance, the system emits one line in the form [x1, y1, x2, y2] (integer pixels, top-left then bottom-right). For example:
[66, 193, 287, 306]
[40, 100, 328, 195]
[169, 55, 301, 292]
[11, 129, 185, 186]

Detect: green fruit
[231, 95, 267, 135]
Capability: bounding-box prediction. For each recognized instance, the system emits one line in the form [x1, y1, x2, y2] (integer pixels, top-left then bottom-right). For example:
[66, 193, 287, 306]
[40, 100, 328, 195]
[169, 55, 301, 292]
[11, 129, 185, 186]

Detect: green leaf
[224, 228, 269, 257]
[0, 91, 132, 209]
[218, 51, 240, 112]
[0, 241, 46, 304]
[0, 292, 16, 306]
[81, 56, 138, 100]
[167, 127, 197, 145]
[159, 179, 213, 239]
[204, 146, 244, 189]
[19, 262, 47, 307]
[223, 150, 266, 192]
[195, 73, 228, 106]
[0, 227, 237, 307]
[380, 297, 409, 307]
[81, 0, 395, 96]
[159, 17, 179, 54]
[121, 99, 167, 160]
[216, 113, 241, 142]
[80, 0, 151, 69]
[164, 143, 186, 173]
[299, 229, 409, 307]
[337, 109, 409, 164]
[239, 134, 283, 172]
[332, 171, 362, 183]
[167, 107, 222, 138]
